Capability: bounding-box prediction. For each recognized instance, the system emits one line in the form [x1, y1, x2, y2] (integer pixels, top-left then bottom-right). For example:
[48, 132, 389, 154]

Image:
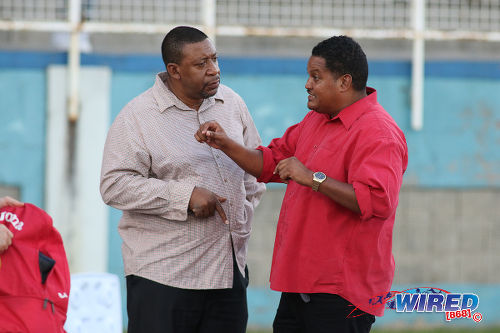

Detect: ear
[337, 74, 352, 92]
[166, 63, 181, 80]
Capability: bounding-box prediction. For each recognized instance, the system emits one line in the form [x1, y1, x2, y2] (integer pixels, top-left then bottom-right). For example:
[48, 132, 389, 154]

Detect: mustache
[206, 77, 220, 85]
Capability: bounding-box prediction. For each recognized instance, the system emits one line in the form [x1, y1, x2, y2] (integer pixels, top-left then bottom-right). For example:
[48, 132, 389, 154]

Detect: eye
[196, 60, 207, 68]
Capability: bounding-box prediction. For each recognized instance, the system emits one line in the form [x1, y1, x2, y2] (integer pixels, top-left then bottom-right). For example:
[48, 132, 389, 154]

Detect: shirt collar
[333, 87, 378, 130]
[152, 71, 224, 113]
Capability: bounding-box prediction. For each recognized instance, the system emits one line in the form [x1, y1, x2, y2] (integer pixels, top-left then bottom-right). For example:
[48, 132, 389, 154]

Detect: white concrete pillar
[46, 65, 110, 273]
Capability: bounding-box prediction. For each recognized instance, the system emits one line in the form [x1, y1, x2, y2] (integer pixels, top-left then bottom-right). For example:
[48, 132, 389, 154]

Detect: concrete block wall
[247, 187, 500, 288]
[0, 186, 20, 200]
[393, 187, 500, 285]
[247, 188, 284, 287]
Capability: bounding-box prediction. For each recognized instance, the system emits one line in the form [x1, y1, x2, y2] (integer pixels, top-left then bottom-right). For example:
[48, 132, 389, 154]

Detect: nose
[305, 77, 312, 90]
[207, 59, 220, 76]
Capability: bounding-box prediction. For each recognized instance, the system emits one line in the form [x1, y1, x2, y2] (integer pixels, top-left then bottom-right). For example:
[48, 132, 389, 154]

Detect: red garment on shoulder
[0, 203, 70, 332]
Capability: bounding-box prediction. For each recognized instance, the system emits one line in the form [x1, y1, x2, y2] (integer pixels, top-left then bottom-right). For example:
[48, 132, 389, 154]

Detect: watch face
[315, 172, 326, 180]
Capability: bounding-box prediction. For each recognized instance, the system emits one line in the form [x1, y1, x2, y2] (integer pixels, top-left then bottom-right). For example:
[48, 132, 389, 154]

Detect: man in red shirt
[195, 36, 408, 332]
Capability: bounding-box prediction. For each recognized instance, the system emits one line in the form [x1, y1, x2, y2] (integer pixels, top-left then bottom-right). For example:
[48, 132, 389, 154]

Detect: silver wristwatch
[312, 171, 327, 191]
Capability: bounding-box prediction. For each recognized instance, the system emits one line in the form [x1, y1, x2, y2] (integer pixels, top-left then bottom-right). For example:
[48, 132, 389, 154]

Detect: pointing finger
[215, 198, 229, 225]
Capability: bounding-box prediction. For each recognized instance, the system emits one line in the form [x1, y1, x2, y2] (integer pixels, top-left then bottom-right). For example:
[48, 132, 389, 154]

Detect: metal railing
[3, 1, 499, 32]
[1, 0, 500, 130]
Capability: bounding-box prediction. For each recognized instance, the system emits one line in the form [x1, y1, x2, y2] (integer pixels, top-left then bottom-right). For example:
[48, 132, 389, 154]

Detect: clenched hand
[274, 157, 313, 186]
[188, 187, 229, 224]
[194, 121, 230, 150]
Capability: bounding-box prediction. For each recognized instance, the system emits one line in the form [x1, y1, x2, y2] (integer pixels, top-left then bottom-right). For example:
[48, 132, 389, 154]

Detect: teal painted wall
[0, 69, 46, 207]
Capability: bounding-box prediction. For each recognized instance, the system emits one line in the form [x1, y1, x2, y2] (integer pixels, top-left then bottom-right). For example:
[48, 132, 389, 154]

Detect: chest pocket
[306, 145, 348, 183]
[219, 116, 245, 146]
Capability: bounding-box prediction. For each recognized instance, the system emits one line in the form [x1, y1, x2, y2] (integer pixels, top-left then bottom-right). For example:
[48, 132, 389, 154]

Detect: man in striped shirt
[100, 26, 265, 333]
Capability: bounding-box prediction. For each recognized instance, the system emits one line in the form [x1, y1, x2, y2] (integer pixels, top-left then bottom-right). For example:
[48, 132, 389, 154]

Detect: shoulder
[217, 84, 246, 106]
[122, 88, 156, 115]
[346, 105, 408, 160]
[299, 110, 328, 130]
[215, 84, 251, 125]
[356, 105, 405, 144]
[114, 88, 156, 124]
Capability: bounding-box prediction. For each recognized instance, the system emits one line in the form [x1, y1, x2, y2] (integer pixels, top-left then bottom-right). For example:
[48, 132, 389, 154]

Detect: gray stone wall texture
[247, 187, 500, 288]
[0, 185, 21, 200]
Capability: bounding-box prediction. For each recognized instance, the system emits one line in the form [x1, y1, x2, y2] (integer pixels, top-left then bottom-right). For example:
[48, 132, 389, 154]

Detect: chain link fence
[1, 1, 499, 32]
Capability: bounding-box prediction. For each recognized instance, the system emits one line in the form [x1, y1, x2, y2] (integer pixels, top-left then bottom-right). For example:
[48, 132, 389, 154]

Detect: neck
[183, 99, 204, 110]
[165, 77, 204, 110]
[328, 89, 368, 118]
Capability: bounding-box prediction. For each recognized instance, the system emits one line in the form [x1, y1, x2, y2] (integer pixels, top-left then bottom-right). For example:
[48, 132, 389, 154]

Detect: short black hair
[161, 26, 208, 66]
[312, 36, 368, 91]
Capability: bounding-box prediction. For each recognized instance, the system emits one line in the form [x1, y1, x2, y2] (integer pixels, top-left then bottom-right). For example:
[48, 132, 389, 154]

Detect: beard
[200, 77, 220, 98]
[201, 89, 217, 98]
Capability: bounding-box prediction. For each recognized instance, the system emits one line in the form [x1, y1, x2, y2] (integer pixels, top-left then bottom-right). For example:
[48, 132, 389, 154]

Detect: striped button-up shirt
[100, 72, 265, 289]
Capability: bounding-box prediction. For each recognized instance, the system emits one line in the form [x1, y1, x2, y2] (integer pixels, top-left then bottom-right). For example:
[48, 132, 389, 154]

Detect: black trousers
[126, 260, 248, 333]
[273, 292, 375, 333]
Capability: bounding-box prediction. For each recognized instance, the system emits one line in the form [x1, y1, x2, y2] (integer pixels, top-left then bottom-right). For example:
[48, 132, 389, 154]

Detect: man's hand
[195, 121, 230, 150]
[0, 224, 13, 253]
[188, 187, 229, 224]
[274, 157, 314, 187]
[0, 196, 24, 209]
[195, 120, 264, 178]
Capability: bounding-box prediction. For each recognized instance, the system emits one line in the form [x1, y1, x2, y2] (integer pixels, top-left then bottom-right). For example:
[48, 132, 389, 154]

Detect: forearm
[244, 176, 266, 208]
[317, 178, 361, 214]
[222, 139, 264, 178]
[274, 157, 360, 213]
[100, 172, 194, 220]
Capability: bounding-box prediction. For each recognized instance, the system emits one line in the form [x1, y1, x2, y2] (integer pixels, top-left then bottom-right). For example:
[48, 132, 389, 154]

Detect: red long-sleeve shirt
[257, 88, 408, 316]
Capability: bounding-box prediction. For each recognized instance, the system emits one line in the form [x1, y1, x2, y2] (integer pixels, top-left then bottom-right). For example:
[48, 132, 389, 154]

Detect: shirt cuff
[160, 182, 196, 221]
[256, 146, 277, 183]
[352, 181, 373, 221]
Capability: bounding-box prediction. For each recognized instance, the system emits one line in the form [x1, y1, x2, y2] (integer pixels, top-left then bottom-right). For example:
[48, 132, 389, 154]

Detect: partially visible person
[0, 196, 23, 209]
[196, 35, 408, 333]
[0, 196, 23, 253]
[0, 201, 70, 332]
[100, 26, 265, 333]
